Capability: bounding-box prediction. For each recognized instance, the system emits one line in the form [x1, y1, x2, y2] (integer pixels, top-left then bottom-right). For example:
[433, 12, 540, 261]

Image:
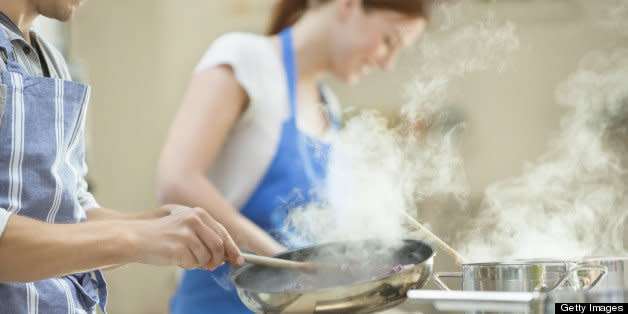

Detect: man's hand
[130, 205, 244, 270]
[128, 205, 174, 220]
[85, 205, 244, 270]
[0, 205, 244, 283]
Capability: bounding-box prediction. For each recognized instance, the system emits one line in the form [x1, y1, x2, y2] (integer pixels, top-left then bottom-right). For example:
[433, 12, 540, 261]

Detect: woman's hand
[130, 205, 244, 270]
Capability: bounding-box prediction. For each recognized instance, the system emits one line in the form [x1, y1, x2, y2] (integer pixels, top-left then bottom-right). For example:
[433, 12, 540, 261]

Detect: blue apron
[171, 27, 340, 314]
[0, 30, 107, 313]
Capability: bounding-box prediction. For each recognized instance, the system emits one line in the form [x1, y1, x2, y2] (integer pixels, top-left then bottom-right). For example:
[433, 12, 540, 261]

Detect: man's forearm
[0, 214, 137, 282]
[86, 207, 171, 221]
[85, 207, 127, 221]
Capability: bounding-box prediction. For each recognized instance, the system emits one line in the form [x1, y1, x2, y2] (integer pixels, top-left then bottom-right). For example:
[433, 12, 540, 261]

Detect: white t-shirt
[195, 32, 341, 209]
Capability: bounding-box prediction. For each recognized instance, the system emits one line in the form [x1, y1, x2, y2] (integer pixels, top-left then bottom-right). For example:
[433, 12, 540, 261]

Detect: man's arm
[0, 213, 133, 282]
[85, 207, 172, 221]
[0, 205, 244, 283]
[85, 207, 173, 272]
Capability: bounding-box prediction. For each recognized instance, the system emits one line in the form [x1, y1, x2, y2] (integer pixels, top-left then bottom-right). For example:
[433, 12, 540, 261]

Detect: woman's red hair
[267, 0, 431, 35]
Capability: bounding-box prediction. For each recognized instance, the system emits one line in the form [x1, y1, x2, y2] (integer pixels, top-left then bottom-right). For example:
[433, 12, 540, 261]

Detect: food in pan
[290, 258, 416, 291]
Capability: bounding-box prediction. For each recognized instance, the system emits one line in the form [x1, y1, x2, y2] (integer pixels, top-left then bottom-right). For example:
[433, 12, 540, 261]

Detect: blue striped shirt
[0, 15, 99, 248]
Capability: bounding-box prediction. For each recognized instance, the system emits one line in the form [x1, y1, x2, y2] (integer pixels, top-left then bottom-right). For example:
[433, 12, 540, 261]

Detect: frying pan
[231, 239, 435, 313]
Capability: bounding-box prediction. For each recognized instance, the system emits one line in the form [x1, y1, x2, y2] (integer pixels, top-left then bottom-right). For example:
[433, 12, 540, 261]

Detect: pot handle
[433, 272, 462, 291]
[571, 264, 607, 291]
[549, 264, 607, 292]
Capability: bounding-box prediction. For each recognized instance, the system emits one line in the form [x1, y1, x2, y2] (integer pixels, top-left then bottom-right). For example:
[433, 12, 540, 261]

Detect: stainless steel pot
[580, 256, 627, 292]
[408, 258, 615, 313]
[433, 260, 607, 293]
[430, 260, 606, 314]
[231, 239, 435, 313]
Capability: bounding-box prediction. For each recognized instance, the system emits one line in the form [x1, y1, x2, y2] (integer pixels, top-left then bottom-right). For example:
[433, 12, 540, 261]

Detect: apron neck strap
[279, 27, 328, 187]
[280, 27, 340, 129]
[0, 28, 27, 74]
[0, 28, 13, 54]
[279, 27, 298, 119]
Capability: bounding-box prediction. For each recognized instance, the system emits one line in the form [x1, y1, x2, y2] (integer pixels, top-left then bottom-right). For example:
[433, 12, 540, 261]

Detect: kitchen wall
[67, 1, 626, 313]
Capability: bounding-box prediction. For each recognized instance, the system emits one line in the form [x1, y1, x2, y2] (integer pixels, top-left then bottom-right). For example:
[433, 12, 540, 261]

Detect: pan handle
[433, 272, 462, 291]
[407, 290, 542, 312]
[548, 264, 607, 292]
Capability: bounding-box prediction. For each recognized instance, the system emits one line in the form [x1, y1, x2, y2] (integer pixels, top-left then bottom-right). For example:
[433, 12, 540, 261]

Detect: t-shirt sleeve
[0, 208, 12, 239]
[194, 33, 262, 125]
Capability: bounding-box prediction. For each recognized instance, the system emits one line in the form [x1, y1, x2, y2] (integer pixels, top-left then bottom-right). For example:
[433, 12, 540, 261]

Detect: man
[0, 0, 244, 313]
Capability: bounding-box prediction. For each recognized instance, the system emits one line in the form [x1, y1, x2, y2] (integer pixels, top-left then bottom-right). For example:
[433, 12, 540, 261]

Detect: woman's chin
[344, 74, 361, 86]
[332, 71, 362, 86]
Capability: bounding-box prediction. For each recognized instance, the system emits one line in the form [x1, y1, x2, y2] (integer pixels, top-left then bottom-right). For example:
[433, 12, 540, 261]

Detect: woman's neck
[289, 12, 332, 85]
[267, 14, 334, 136]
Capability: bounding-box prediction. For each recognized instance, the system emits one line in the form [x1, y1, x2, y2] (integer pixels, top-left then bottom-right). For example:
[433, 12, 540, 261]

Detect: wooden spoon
[400, 211, 469, 265]
[241, 253, 344, 273]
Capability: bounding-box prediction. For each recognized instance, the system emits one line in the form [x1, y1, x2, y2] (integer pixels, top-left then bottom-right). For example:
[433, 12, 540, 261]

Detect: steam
[402, 11, 519, 123]
[283, 2, 626, 263]
[283, 5, 519, 246]
[460, 49, 628, 261]
[601, 0, 628, 37]
[457, 0, 628, 261]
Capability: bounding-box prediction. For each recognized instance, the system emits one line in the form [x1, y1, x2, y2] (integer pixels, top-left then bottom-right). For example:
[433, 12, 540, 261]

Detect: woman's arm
[0, 205, 244, 283]
[158, 65, 285, 256]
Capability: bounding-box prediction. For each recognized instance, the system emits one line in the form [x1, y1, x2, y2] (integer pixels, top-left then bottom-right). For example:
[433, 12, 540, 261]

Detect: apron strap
[279, 28, 340, 129]
[0, 28, 28, 75]
[280, 28, 298, 120]
[279, 27, 332, 187]
[93, 270, 108, 313]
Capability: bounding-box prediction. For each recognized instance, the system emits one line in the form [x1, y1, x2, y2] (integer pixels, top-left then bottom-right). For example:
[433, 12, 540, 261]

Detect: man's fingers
[195, 208, 243, 266]
[220, 232, 243, 267]
[193, 221, 225, 270]
[187, 236, 212, 269]
[181, 247, 200, 270]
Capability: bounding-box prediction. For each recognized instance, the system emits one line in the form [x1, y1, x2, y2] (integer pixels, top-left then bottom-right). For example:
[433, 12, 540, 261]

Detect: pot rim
[461, 260, 576, 267]
[581, 256, 628, 262]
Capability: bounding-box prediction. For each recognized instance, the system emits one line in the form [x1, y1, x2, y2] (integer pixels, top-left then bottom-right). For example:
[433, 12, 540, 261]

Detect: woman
[158, 0, 430, 312]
